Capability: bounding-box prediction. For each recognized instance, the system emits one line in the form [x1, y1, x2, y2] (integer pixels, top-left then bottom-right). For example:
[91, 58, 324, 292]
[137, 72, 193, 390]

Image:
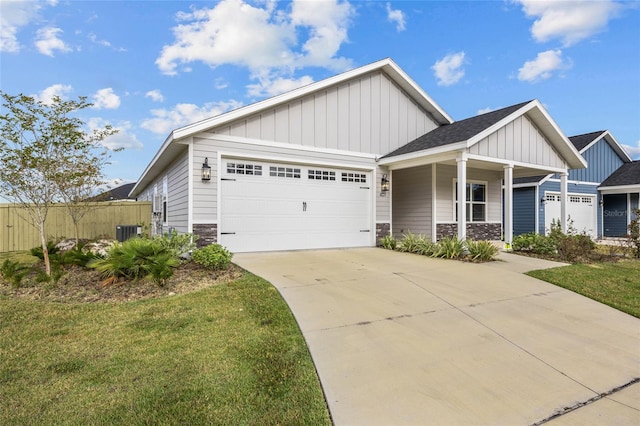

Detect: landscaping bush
[512, 233, 556, 256]
[30, 240, 59, 260]
[0, 259, 30, 288]
[378, 234, 397, 250]
[433, 236, 466, 259]
[88, 238, 180, 285]
[556, 233, 595, 263]
[191, 244, 233, 271]
[154, 230, 198, 258]
[467, 240, 499, 262]
[627, 209, 640, 259]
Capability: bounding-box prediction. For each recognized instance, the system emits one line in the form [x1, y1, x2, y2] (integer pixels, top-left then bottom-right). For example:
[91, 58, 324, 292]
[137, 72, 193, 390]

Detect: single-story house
[129, 58, 586, 253]
[599, 161, 640, 237]
[512, 130, 634, 239]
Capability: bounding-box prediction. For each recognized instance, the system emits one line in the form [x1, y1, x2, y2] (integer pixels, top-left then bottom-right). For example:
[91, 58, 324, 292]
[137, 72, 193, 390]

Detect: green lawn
[527, 260, 640, 318]
[0, 272, 331, 425]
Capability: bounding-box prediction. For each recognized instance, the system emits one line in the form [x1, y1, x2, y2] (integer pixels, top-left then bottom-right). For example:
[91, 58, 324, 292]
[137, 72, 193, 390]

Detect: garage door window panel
[270, 166, 301, 178]
[227, 162, 262, 176]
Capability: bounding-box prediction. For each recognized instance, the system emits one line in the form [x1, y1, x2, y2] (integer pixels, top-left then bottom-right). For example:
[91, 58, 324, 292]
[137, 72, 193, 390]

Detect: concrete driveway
[234, 248, 640, 425]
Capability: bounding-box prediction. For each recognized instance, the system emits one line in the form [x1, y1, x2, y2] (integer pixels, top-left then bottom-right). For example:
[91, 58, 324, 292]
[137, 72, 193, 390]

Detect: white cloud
[518, 49, 571, 82]
[246, 73, 314, 98]
[432, 52, 466, 86]
[145, 90, 165, 102]
[0, 0, 42, 53]
[622, 141, 640, 160]
[140, 100, 243, 135]
[92, 88, 120, 110]
[88, 32, 111, 47]
[477, 107, 494, 115]
[87, 118, 143, 151]
[214, 78, 228, 90]
[33, 83, 73, 104]
[35, 26, 72, 56]
[386, 3, 406, 32]
[515, 0, 624, 47]
[156, 0, 354, 97]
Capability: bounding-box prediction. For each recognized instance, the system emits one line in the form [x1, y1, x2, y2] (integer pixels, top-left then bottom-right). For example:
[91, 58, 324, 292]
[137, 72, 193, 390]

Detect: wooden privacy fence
[0, 202, 151, 253]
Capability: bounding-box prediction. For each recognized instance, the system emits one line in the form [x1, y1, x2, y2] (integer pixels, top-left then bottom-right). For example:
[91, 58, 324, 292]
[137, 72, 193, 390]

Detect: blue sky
[1, 0, 639, 187]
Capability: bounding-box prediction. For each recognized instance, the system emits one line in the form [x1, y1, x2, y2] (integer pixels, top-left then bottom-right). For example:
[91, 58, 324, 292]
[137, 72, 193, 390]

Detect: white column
[560, 172, 568, 233]
[431, 163, 437, 242]
[504, 165, 514, 248]
[457, 157, 467, 240]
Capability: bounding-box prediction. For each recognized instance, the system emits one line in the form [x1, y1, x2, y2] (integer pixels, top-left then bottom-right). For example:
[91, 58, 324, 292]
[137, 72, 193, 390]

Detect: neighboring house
[129, 58, 585, 253]
[599, 161, 640, 237]
[90, 182, 137, 202]
[512, 130, 633, 239]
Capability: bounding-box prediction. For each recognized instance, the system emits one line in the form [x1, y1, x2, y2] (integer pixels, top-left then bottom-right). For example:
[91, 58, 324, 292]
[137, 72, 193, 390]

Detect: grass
[527, 259, 640, 318]
[0, 271, 331, 425]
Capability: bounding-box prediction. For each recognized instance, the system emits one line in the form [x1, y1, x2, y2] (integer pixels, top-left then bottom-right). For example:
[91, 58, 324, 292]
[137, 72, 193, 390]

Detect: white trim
[200, 133, 378, 161]
[388, 169, 393, 236]
[431, 163, 437, 241]
[378, 143, 466, 167]
[580, 130, 633, 162]
[187, 140, 194, 233]
[464, 154, 568, 174]
[218, 150, 375, 171]
[453, 178, 489, 223]
[513, 182, 538, 189]
[535, 185, 540, 234]
[545, 178, 600, 186]
[599, 185, 640, 193]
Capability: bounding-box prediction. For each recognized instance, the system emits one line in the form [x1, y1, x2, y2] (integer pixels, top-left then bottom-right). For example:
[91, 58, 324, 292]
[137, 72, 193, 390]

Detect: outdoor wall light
[540, 196, 546, 204]
[201, 157, 211, 181]
[381, 174, 390, 193]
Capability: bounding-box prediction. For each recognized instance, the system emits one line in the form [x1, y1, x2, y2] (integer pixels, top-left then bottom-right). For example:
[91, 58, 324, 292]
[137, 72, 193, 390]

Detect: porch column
[457, 157, 467, 240]
[560, 172, 568, 233]
[504, 164, 514, 248]
[431, 163, 437, 242]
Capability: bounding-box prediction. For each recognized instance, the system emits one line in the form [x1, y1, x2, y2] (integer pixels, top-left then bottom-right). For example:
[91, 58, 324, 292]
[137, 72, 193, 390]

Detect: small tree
[628, 208, 640, 258]
[0, 91, 117, 275]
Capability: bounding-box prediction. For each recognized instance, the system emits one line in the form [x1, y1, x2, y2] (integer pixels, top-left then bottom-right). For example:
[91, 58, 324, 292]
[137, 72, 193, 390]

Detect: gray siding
[435, 165, 502, 223]
[166, 152, 189, 232]
[209, 71, 439, 155]
[469, 115, 566, 169]
[513, 187, 536, 235]
[570, 137, 625, 183]
[392, 165, 432, 237]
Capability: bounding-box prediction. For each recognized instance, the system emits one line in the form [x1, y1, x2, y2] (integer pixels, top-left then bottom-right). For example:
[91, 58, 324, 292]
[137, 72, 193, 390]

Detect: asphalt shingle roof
[513, 175, 546, 185]
[568, 130, 606, 152]
[382, 101, 532, 159]
[90, 182, 136, 201]
[600, 161, 640, 187]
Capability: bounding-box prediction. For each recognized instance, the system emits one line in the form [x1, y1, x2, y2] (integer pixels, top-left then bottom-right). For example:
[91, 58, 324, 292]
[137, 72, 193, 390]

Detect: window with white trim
[270, 166, 301, 178]
[308, 169, 336, 181]
[162, 176, 168, 224]
[341, 172, 367, 183]
[454, 180, 487, 222]
[227, 162, 262, 175]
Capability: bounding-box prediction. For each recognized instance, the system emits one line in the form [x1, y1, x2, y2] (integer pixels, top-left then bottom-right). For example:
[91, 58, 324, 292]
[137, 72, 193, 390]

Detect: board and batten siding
[392, 165, 432, 237]
[570, 137, 625, 183]
[434, 165, 502, 223]
[208, 71, 439, 155]
[191, 136, 383, 225]
[513, 187, 537, 235]
[469, 115, 566, 169]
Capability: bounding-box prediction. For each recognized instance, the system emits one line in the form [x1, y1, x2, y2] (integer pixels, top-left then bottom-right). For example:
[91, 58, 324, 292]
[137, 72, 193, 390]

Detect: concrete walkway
[234, 248, 640, 425]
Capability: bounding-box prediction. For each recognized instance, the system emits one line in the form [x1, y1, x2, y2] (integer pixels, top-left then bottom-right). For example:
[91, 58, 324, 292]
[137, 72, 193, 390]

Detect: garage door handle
[303, 201, 307, 212]
[360, 230, 370, 232]
[221, 232, 236, 235]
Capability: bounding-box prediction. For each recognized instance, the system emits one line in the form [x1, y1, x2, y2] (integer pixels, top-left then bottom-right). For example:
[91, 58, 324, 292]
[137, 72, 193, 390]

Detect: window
[227, 162, 262, 176]
[308, 169, 336, 181]
[341, 172, 367, 183]
[270, 166, 300, 178]
[454, 181, 487, 222]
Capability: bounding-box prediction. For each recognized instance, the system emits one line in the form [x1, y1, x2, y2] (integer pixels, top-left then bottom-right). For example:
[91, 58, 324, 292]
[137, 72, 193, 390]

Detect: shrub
[397, 232, 421, 253]
[30, 240, 59, 260]
[1, 260, 30, 288]
[627, 209, 640, 259]
[466, 240, 499, 262]
[378, 234, 397, 250]
[191, 244, 233, 271]
[433, 236, 465, 259]
[556, 233, 595, 263]
[154, 230, 198, 258]
[88, 238, 180, 285]
[512, 233, 556, 256]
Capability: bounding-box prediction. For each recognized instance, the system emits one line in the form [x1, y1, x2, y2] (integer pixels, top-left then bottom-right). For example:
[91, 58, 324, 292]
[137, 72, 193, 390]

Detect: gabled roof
[91, 182, 136, 201]
[130, 58, 453, 197]
[569, 130, 632, 162]
[381, 101, 531, 158]
[380, 100, 587, 170]
[600, 161, 640, 188]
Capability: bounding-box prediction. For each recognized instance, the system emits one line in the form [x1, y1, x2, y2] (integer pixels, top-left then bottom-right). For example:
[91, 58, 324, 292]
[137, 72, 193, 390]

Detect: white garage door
[544, 192, 597, 239]
[219, 159, 373, 253]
